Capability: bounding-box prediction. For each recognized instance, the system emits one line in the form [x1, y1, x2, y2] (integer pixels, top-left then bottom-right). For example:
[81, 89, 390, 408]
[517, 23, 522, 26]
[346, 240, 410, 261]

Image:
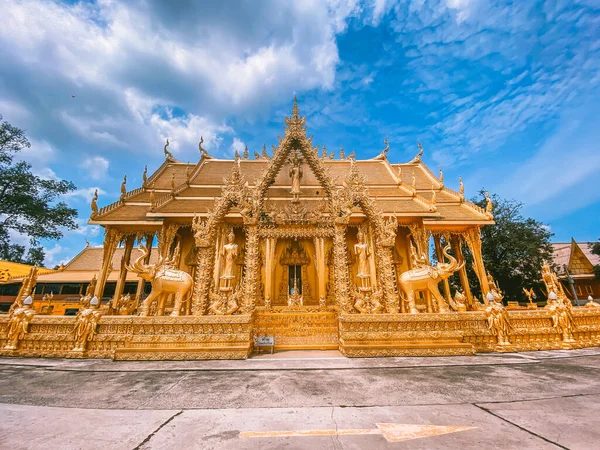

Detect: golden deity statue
[289, 156, 303, 200]
[354, 230, 371, 289]
[220, 230, 238, 289]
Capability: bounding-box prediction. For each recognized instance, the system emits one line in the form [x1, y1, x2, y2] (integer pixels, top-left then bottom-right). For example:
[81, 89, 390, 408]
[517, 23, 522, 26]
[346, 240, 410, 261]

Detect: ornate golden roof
[90, 99, 493, 227]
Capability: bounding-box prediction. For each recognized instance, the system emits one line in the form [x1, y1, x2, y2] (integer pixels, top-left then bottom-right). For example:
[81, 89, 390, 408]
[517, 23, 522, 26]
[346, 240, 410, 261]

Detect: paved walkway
[1, 349, 600, 449]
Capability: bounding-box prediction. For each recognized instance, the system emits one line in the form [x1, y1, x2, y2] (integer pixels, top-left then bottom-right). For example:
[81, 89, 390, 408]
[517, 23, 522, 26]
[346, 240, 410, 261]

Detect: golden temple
[1, 98, 599, 359]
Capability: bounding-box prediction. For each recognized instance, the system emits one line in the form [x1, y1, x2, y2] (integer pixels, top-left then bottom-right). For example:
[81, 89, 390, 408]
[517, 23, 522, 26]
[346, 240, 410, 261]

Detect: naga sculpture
[398, 243, 463, 314]
[127, 245, 193, 317]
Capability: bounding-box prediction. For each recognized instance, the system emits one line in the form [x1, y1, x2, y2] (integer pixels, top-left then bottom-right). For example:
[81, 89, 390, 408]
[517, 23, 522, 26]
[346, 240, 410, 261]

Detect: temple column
[94, 227, 122, 301]
[191, 243, 214, 315]
[264, 237, 277, 305]
[378, 218, 399, 313]
[135, 233, 154, 302]
[159, 223, 180, 258]
[243, 221, 259, 313]
[433, 234, 452, 302]
[112, 234, 135, 310]
[451, 235, 473, 305]
[314, 236, 327, 304]
[464, 227, 490, 302]
[333, 220, 351, 312]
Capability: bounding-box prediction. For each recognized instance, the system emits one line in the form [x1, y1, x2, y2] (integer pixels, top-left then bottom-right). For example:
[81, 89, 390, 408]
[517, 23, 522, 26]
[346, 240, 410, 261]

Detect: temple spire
[292, 95, 299, 118]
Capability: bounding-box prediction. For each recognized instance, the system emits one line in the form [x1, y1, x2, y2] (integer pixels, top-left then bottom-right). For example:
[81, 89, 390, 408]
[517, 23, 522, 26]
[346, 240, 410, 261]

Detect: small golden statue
[485, 291, 513, 348]
[4, 296, 36, 350]
[72, 296, 102, 352]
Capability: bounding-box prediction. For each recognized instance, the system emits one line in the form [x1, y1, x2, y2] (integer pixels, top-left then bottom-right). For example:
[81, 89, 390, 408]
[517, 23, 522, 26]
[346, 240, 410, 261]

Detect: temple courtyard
[1, 348, 599, 449]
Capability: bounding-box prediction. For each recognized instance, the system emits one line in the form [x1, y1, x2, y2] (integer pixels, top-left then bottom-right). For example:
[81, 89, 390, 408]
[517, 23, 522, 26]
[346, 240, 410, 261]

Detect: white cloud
[64, 187, 107, 203]
[43, 244, 72, 268]
[230, 137, 246, 157]
[80, 156, 110, 180]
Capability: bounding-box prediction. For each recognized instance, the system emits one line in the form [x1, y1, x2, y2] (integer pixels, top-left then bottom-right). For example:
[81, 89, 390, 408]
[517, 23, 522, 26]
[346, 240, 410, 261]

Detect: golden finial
[292, 95, 299, 118]
[439, 166, 444, 185]
[243, 145, 249, 160]
[163, 139, 172, 159]
[485, 191, 493, 216]
[459, 176, 465, 202]
[340, 145, 345, 159]
[382, 138, 389, 156]
[199, 136, 213, 159]
[142, 165, 147, 185]
[417, 142, 424, 159]
[185, 165, 191, 185]
[261, 143, 268, 158]
[234, 149, 240, 162]
[322, 144, 327, 159]
[90, 189, 98, 217]
[348, 150, 356, 160]
[120, 175, 127, 201]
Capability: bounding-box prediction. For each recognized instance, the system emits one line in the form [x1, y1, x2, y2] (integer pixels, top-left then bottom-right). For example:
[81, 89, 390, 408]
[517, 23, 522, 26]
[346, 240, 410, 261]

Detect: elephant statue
[127, 245, 193, 317]
[398, 243, 464, 314]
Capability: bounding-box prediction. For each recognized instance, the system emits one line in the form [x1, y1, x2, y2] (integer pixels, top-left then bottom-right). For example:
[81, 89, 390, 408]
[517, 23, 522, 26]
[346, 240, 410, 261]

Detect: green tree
[0, 115, 78, 266]
[590, 240, 600, 279]
[449, 191, 554, 303]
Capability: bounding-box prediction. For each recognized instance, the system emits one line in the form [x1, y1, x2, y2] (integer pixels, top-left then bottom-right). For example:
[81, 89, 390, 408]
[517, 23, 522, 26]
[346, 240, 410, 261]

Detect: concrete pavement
[1, 349, 599, 449]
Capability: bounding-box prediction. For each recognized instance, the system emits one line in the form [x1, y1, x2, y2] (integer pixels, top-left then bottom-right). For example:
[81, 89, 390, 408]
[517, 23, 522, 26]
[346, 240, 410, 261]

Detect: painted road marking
[240, 423, 476, 442]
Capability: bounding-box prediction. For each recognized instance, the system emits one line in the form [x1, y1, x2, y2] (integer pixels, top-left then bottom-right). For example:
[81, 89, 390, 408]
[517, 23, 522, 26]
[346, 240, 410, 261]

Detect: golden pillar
[159, 223, 180, 258]
[333, 220, 351, 312]
[95, 227, 122, 301]
[314, 236, 327, 304]
[451, 235, 473, 305]
[112, 234, 135, 310]
[192, 243, 213, 315]
[264, 237, 277, 305]
[464, 227, 490, 301]
[433, 234, 452, 302]
[243, 222, 259, 313]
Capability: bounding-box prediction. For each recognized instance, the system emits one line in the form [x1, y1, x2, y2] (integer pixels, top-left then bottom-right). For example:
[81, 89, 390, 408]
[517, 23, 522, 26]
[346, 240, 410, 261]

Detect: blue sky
[0, 0, 599, 266]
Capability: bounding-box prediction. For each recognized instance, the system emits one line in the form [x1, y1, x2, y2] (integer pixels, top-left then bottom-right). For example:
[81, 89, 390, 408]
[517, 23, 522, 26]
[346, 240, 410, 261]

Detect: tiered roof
[90, 100, 493, 228]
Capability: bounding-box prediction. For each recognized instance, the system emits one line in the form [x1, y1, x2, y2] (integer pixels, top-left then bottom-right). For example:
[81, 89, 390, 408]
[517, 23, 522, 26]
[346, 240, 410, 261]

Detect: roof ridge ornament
[372, 138, 389, 160]
[120, 175, 127, 202]
[340, 145, 345, 159]
[459, 176, 465, 202]
[90, 189, 98, 218]
[408, 142, 424, 163]
[199, 137, 213, 159]
[142, 165, 148, 187]
[243, 145, 249, 160]
[163, 139, 173, 159]
[439, 166, 444, 189]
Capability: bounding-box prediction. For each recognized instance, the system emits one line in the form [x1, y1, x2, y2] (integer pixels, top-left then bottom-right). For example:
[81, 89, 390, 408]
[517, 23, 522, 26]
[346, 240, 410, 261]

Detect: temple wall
[1, 309, 599, 360]
[338, 309, 600, 357]
[0, 315, 253, 360]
